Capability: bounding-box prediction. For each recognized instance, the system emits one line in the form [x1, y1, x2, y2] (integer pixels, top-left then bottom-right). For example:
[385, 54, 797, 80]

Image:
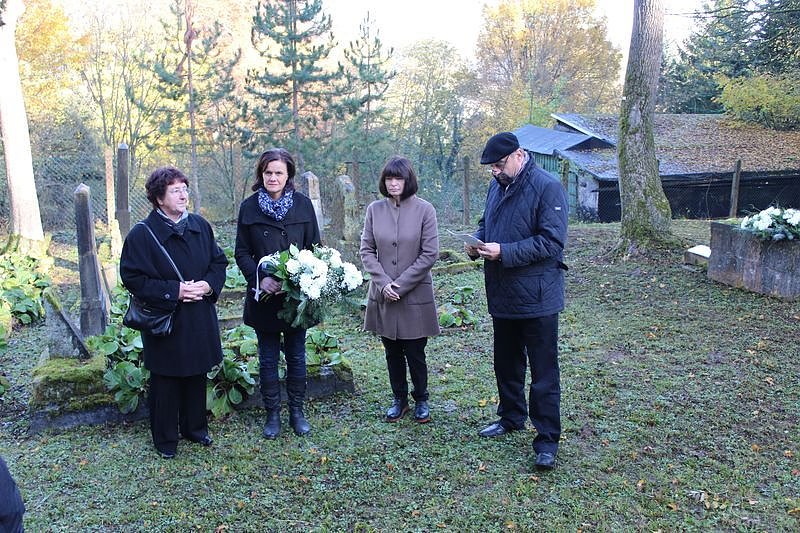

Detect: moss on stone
[432, 261, 481, 275]
[30, 354, 108, 408]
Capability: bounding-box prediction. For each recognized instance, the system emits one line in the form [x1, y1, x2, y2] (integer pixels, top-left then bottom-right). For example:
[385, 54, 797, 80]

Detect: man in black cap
[466, 131, 569, 471]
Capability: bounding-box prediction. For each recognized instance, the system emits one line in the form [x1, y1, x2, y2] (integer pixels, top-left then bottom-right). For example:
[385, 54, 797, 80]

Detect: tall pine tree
[246, 0, 341, 174]
[335, 12, 395, 190]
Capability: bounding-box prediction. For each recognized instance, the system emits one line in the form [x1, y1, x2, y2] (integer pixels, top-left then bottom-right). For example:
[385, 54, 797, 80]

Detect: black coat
[120, 211, 227, 376]
[477, 152, 569, 318]
[234, 191, 321, 332]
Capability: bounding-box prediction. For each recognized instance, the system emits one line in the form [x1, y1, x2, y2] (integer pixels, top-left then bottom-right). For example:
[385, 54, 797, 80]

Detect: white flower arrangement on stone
[740, 206, 800, 241]
[256, 244, 364, 329]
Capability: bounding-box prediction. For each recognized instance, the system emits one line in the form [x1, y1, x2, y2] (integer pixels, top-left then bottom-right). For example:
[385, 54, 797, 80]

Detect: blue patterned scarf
[257, 188, 294, 221]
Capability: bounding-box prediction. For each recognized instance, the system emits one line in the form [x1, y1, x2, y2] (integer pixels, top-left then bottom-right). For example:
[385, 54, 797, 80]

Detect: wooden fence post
[115, 143, 131, 236]
[729, 159, 742, 218]
[462, 155, 471, 225]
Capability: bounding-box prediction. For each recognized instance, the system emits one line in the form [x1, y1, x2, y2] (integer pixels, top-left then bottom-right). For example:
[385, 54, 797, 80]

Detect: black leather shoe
[385, 399, 409, 422]
[263, 409, 281, 439]
[159, 450, 176, 459]
[289, 407, 311, 436]
[414, 401, 431, 423]
[534, 452, 557, 470]
[478, 421, 511, 438]
[197, 435, 213, 447]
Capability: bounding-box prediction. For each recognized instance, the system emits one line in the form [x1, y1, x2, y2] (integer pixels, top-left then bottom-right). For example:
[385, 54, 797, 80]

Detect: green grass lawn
[1, 220, 799, 531]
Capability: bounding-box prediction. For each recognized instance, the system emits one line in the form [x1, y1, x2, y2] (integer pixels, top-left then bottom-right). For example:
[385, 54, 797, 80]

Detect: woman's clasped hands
[179, 280, 211, 302]
[382, 282, 401, 302]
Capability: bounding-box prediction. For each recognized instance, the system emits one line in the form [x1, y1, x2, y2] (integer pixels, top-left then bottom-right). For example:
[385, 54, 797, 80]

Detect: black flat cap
[480, 132, 520, 164]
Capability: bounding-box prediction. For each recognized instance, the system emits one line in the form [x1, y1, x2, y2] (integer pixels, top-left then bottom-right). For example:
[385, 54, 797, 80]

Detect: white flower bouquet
[740, 206, 800, 241]
[256, 244, 364, 329]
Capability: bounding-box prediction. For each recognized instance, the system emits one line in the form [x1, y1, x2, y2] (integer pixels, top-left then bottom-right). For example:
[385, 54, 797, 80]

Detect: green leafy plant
[86, 289, 148, 414]
[305, 329, 349, 367]
[102, 361, 149, 414]
[0, 253, 50, 325]
[206, 355, 258, 418]
[222, 324, 259, 359]
[225, 264, 247, 289]
[438, 285, 477, 327]
[0, 374, 9, 400]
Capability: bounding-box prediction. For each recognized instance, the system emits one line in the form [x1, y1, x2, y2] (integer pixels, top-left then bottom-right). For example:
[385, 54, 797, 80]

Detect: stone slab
[708, 222, 799, 300]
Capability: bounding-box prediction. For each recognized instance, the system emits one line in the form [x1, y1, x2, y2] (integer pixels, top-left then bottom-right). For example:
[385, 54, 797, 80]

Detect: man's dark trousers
[492, 314, 561, 453]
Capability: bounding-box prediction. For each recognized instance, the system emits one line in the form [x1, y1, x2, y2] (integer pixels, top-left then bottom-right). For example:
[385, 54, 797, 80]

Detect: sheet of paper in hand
[447, 229, 485, 247]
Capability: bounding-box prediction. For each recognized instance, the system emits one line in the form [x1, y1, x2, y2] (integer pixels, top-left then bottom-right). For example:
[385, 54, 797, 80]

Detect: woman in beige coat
[360, 156, 440, 423]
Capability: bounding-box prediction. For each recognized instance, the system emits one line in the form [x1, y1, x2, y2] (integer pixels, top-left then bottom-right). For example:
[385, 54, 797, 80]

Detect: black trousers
[381, 337, 429, 402]
[148, 373, 208, 454]
[492, 314, 561, 454]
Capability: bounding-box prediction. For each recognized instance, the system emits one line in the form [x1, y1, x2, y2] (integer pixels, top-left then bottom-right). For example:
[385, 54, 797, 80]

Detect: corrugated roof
[550, 113, 800, 175]
[512, 124, 593, 155]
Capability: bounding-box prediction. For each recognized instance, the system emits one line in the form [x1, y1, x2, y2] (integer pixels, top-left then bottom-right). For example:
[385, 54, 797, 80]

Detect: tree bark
[617, 0, 672, 253]
[0, 0, 45, 250]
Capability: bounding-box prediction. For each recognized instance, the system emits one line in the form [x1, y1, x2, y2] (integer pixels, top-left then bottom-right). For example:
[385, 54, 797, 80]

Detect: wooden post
[729, 159, 742, 218]
[115, 143, 131, 236]
[462, 156, 471, 225]
[104, 148, 115, 224]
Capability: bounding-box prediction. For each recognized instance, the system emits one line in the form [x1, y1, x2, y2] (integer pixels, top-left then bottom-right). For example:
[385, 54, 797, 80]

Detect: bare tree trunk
[617, 0, 672, 254]
[0, 0, 45, 251]
[184, 0, 201, 213]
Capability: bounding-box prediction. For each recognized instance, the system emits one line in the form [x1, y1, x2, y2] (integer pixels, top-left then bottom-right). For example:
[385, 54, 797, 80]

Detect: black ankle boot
[385, 398, 409, 422]
[263, 409, 281, 439]
[414, 400, 431, 423]
[289, 406, 311, 435]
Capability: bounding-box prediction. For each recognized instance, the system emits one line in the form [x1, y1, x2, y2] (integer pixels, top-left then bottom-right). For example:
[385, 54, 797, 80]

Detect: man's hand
[477, 242, 501, 261]
[464, 243, 480, 259]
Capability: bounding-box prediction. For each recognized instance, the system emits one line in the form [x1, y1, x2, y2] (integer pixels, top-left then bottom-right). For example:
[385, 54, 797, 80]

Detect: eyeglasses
[167, 186, 191, 196]
[487, 156, 510, 173]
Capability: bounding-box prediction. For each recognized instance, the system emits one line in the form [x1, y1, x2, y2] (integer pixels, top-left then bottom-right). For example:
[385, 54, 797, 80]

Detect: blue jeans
[256, 328, 307, 384]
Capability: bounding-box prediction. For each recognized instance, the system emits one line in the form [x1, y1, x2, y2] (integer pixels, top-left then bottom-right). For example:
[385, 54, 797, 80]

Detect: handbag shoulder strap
[136, 222, 185, 282]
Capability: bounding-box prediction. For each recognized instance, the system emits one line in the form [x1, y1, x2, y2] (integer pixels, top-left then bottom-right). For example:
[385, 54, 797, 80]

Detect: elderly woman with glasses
[120, 166, 228, 459]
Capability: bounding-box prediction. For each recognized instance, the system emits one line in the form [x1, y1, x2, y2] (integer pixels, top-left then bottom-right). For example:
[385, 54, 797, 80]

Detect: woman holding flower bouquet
[235, 148, 321, 439]
[360, 156, 440, 423]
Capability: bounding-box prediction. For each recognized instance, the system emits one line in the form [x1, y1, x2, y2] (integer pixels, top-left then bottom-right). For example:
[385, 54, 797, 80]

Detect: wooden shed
[515, 114, 800, 222]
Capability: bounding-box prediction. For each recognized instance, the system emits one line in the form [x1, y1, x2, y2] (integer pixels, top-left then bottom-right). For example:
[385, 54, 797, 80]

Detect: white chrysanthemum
[286, 258, 301, 274]
[753, 213, 773, 231]
[740, 216, 751, 229]
[342, 262, 363, 291]
[329, 249, 342, 269]
[297, 249, 315, 266]
[783, 208, 800, 227]
[764, 206, 780, 217]
[310, 256, 328, 277]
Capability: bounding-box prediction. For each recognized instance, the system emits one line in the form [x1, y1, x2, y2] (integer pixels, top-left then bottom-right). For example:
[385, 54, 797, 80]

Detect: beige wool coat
[360, 195, 441, 340]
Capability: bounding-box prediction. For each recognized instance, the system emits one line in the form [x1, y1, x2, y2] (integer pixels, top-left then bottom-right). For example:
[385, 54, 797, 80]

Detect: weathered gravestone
[28, 185, 121, 433]
[708, 222, 800, 300]
[75, 184, 109, 337]
[325, 175, 361, 261]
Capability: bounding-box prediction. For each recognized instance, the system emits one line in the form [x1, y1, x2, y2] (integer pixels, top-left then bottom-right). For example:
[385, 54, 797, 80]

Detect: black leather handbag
[123, 223, 184, 337]
[123, 294, 175, 336]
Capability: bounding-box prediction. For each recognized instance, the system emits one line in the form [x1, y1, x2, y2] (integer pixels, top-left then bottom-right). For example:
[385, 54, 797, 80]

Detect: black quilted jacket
[476, 152, 569, 318]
